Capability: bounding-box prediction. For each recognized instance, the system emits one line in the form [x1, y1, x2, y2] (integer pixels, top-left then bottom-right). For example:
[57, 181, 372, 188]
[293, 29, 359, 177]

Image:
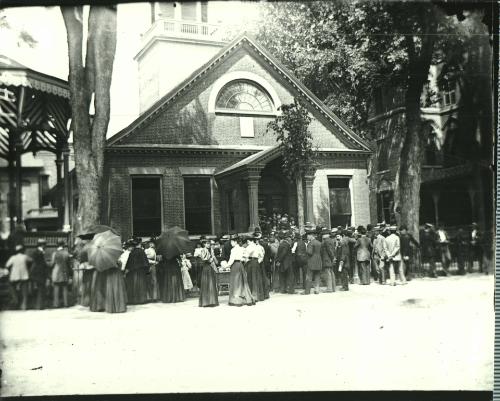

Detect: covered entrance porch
[215, 145, 316, 233]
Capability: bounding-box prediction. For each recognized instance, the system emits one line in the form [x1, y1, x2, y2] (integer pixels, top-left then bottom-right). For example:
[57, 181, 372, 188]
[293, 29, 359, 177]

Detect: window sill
[215, 110, 278, 118]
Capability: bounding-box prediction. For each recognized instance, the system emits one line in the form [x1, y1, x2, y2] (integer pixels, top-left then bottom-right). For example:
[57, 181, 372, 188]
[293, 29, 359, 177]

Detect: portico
[215, 145, 316, 233]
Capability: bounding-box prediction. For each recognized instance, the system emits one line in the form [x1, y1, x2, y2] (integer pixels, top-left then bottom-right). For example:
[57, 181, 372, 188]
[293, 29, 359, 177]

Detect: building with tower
[101, 2, 372, 239]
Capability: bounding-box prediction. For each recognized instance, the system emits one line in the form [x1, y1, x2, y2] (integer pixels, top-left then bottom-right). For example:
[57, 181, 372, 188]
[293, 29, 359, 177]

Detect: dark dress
[104, 267, 127, 313]
[124, 247, 149, 305]
[245, 257, 265, 301]
[89, 269, 106, 312]
[228, 246, 255, 306]
[199, 260, 219, 307]
[158, 257, 185, 303]
[78, 248, 93, 307]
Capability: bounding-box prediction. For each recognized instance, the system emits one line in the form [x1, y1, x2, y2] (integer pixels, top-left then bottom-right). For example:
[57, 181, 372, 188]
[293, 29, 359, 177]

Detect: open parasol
[87, 230, 123, 272]
[156, 226, 194, 260]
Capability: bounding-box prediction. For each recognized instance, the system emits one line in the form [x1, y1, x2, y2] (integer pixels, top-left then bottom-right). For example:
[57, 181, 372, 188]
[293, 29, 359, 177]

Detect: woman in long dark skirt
[104, 264, 127, 313]
[158, 256, 185, 303]
[124, 239, 149, 305]
[227, 235, 255, 307]
[256, 236, 270, 300]
[244, 236, 265, 302]
[198, 240, 219, 307]
[79, 241, 93, 307]
[89, 268, 106, 312]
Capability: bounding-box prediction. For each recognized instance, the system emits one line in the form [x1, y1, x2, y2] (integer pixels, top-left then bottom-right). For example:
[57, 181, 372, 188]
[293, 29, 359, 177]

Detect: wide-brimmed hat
[126, 238, 137, 247]
[220, 234, 230, 242]
[229, 234, 239, 241]
[424, 223, 433, 228]
[15, 244, 24, 252]
[331, 227, 339, 234]
[37, 238, 47, 245]
[320, 227, 330, 235]
[253, 232, 262, 240]
[389, 225, 398, 231]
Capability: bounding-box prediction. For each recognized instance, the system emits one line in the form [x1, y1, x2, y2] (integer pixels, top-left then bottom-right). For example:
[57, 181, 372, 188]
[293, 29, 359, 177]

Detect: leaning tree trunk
[296, 175, 305, 234]
[61, 6, 116, 234]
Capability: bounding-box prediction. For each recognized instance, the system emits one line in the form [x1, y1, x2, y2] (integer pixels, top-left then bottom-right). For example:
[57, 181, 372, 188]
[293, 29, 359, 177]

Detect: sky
[0, 2, 261, 137]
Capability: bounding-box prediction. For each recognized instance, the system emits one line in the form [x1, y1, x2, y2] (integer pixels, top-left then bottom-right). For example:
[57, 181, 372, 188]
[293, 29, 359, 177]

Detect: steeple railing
[141, 18, 223, 45]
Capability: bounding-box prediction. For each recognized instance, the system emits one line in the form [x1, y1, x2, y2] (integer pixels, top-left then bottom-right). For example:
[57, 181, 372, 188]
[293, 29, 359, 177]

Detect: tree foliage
[266, 99, 316, 181]
[0, 10, 37, 48]
[255, 1, 490, 238]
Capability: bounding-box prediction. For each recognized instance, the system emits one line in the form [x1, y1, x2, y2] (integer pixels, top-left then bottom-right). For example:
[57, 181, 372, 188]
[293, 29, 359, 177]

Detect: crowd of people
[0, 220, 490, 313]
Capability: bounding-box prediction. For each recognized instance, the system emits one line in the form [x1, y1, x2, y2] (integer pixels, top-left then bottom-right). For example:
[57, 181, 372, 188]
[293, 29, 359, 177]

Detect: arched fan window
[215, 80, 274, 113]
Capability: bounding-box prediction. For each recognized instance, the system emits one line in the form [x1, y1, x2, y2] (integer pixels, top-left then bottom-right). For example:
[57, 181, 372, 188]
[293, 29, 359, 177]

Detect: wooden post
[63, 145, 71, 232]
[304, 173, 316, 226]
[8, 145, 16, 234]
[431, 191, 440, 227]
[15, 140, 23, 226]
[246, 169, 261, 232]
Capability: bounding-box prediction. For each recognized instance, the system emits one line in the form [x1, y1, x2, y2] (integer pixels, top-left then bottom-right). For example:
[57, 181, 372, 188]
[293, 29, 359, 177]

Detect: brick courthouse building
[103, 4, 372, 238]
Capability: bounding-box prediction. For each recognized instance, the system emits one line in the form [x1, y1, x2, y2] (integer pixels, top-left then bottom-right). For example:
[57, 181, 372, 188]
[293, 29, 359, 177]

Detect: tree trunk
[61, 6, 116, 234]
[395, 33, 435, 240]
[296, 175, 305, 234]
[398, 103, 425, 240]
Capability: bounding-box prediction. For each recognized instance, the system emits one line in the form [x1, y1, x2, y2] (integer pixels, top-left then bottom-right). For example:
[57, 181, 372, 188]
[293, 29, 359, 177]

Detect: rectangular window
[181, 2, 197, 21]
[328, 177, 352, 227]
[240, 116, 254, 137]
[184, 177, 212, 235]
[378, 190, 396, 224]
[441, 80, 457, 107]
[201, 1, 208, 22]
[131, 176, 162, 237]
[159, 3, 175, 19]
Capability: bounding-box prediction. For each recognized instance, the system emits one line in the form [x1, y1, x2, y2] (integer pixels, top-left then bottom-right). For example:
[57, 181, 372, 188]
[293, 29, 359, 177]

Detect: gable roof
[107, 33, 371, 151]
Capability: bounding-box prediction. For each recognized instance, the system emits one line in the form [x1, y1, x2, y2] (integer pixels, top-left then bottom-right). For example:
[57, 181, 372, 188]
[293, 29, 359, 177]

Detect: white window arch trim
[208, 71, 282, 116]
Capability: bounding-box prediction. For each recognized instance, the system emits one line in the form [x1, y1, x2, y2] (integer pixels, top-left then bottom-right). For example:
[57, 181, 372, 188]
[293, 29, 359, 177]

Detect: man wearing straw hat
[385, 225, 407, 286]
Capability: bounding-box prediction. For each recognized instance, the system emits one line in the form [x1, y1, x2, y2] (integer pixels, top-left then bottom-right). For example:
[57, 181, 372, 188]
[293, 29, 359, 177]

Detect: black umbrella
[156, 226, 194, 259]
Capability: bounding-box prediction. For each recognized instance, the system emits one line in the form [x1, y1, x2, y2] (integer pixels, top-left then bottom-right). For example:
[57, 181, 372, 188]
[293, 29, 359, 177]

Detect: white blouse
[227, 245, 245, 267]
[255, 244, 265, 264]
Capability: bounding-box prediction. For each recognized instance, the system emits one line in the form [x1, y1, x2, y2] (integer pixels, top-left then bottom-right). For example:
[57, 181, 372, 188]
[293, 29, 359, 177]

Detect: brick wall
[312, 157, 370, 228]
[105, 152, 247, 239]
[118, 47, 352, 150]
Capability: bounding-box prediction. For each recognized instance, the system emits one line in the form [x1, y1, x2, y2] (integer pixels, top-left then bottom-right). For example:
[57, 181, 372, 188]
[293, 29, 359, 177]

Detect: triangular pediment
[107, 33, 370, 152]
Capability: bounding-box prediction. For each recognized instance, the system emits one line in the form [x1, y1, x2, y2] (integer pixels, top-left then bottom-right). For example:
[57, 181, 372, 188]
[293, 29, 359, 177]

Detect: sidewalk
[0, 273, 493, 395]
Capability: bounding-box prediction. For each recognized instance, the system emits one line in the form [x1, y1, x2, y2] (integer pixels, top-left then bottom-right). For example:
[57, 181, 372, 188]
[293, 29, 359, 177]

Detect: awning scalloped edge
[0, 71, 70, 99]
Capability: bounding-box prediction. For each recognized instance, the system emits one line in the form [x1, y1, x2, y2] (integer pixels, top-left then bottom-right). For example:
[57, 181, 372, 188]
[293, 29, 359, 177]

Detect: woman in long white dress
[227, 235, 255, 307]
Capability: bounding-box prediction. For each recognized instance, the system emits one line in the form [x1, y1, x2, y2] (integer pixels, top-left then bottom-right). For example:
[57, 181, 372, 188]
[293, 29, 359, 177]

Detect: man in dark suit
[305, 229, 322, 294]
[399, 225, 419, 281]
[469, 222, 483, 273]
[29, 238, 49, 309]
[320, 228, 336, 292]
[420, 223, 437, 278]
[276, 231, 295, 294]
[335, 231, 350, 291]
[292, 232, 308, 289]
